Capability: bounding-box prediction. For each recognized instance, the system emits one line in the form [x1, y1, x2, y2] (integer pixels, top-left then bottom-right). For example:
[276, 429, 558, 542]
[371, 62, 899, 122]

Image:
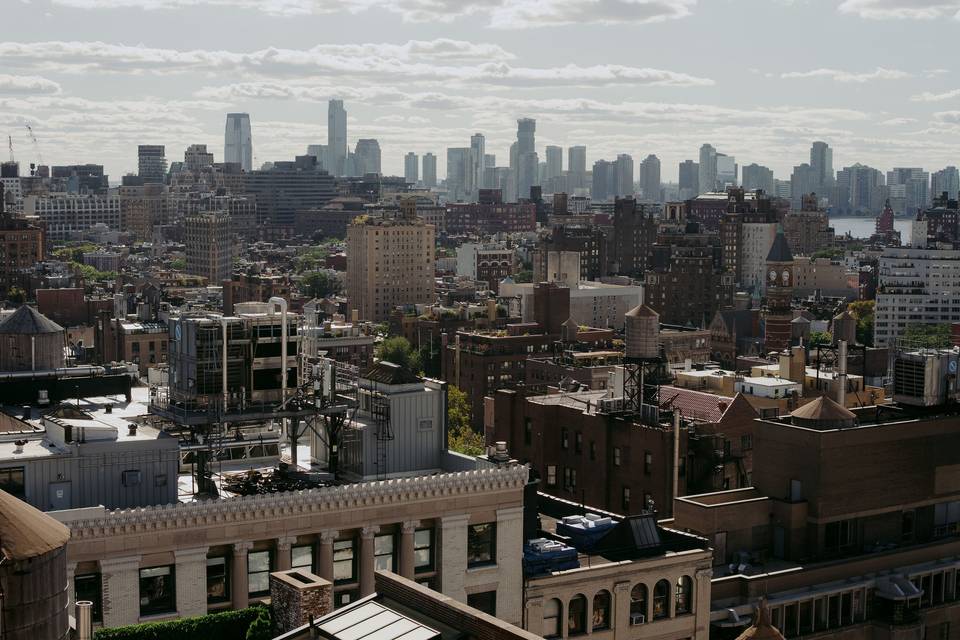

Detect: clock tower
[764, 228, 794, 352]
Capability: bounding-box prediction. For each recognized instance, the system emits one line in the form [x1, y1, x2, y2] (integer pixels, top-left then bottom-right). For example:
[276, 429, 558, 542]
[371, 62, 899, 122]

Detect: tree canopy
[375, 336, 421, 373]
[447, 386, 484, 456]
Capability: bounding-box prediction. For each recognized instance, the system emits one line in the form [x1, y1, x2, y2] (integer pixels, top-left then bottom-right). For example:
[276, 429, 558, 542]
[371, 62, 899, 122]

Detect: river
[829, 216, 913, 244]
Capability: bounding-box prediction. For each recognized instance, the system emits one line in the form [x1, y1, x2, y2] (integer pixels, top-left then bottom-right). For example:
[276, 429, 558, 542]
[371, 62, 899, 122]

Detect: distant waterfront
[829, 217, 913, 244]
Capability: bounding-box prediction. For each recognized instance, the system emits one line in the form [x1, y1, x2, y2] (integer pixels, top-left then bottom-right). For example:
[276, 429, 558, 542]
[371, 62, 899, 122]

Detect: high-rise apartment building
[835, 164, 885, 215]
[615, 153, 634, 198]
[327, 99, 347, 176]
[888, 167, 930, 215]
[354, 139, 381, 175]
[545, 146, 562, 181]
[678, 160, 699, 200]
[741, 163, 775, 195]
[810, 140, 834, 198]
[790, 163, 818, 210]
[185, 211, 235, 284]
[446, 148, 469, 201]
[404, 152, 419, 185]
[516, 119, 537, 201]
[224, 113, 253, 172]
[698, 144, 717, 194]
[469, 133, 485, 198]
[137, 145, 166, 182]
[243, 156, 336, 235]
[0, 186, 44, 298]
[567, 145, 587, 191]
[184, 144, 214, 172]
[422, 153, 437, 188]
[931, 166, 960, 199]
[716, 153, 737, 189]
[874, 248, 960, 346]
[639, 154, 661, 201]
[346, 202, 436, 322]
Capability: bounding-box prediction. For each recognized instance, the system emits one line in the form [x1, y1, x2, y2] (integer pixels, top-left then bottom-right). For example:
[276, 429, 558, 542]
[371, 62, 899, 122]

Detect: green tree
[418, 343, 441, 378]
[375, 336, 421, 373]
[847, 300, 875, 347]
[6, 286, 26, 305]
[809, 331, 832, 347]
[904, 323, 952, 348]
[245, 608, 273, 640]
[447, 386, 484, 456]
[170, 257, 186, 270]
[513, 270, 533, 283]
[302, 271, 341, 299]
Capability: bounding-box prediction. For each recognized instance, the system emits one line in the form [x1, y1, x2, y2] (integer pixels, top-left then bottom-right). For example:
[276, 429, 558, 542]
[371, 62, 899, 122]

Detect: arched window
[543, 598, 562, 638]
[675, 575, 693, 615]
[592, 590, 611, 630]
[568, 594, 587, 635]
[653, 579, 670, 619]
[630, 584, 647, 625]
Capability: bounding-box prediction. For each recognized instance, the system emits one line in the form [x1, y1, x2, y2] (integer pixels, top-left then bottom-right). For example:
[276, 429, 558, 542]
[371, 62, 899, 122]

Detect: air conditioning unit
[630, 613, 645, 625]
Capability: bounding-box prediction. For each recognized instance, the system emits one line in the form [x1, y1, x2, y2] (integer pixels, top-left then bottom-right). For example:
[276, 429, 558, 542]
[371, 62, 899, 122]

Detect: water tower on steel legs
[623, 304, 664, 420]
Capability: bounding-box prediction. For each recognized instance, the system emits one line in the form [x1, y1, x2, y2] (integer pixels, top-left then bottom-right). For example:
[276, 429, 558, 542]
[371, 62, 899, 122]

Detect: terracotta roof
[660, 386, 733, 423]
[0, 489, 70, 561]
[0, 305, 64, 335]
[790, 395, 856, 421]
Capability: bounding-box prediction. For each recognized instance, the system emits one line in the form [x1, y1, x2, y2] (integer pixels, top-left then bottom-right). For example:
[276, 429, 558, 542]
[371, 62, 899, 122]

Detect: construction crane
[24, 124, 43, 166]
[7, 135, 13, 163]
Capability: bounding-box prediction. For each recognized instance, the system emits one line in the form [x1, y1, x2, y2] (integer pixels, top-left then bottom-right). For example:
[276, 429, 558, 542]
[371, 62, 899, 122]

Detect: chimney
[270, 570, 333, 635]
[128, 424, 138, 437]
[76, 601, 93, 640]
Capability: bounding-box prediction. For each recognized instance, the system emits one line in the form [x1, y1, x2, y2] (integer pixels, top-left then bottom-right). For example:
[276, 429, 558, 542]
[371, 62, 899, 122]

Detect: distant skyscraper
[639, 154, 661, 201]
[517, 119, 535, 156]
[354, 139, 381, 175]
[716, 153, 737, 189]
[484, 154, 496, 169]
[741, 163, 775, 195]
[698, 144, 717, 194]
[615, 154, 634, 197]
[931, 166, 960, 198]
[835, 164, 885, 215]
[678, 160, 698, 200]
[422, 153, 437, 188]
[469, 133, 485, 198]
[327, 99, 347, 176]
[592, 159, 614, 202]
[545, 146, 563, 180]
[404, 152, 419, 185]
[137, 145, 166, 182]
[888, 167, 930, 214]
[446, 148, 469, 201]
[568, 145, 587, 191]
[183, 144, 213, 172]
[516, 119, 537, 201]
[810, 141, 834, 198]
[790, 163, 817, 210]
[224, 113, 253, 172]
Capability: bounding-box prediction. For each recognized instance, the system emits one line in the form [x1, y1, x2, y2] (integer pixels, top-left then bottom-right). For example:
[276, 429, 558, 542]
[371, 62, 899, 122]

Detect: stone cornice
[67, 465, 529, 540]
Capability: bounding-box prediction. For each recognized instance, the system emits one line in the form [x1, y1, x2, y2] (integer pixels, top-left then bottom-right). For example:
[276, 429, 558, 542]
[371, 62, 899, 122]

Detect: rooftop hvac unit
[893, 351, 959, 407]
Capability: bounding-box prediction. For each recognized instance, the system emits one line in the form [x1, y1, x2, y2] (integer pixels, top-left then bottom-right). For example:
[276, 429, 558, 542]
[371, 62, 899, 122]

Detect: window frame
[206, 556, 230, 605]
[138, 565, 176, 617]
[374, 533, 396, 573]
[467, 522, 497, 568]
[292, 544, 314, 572]
[247, 549, 273, 597]
[74, 572, 103, 623]
[0, 466, 26, 499]
[414, 529, 434, 574]
[333, 538, 357, 584]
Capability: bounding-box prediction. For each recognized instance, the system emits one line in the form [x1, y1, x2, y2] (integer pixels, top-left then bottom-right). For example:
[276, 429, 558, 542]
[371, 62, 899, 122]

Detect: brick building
[0, 189, 45, 299]
[445, 190, 536, 236]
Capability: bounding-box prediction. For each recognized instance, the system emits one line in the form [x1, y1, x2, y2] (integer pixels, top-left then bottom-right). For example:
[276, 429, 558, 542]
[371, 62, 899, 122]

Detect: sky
[3, 0, 960, 182]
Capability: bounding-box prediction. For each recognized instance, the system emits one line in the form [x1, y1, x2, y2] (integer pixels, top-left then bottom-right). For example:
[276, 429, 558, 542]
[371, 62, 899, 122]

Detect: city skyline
[3, 0, 960, 181]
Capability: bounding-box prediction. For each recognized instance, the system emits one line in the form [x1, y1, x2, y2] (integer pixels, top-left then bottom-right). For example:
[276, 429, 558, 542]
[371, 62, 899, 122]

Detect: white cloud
[837, 0, 960, 19]
[0, 74, 61, 95]
[50, 0, 696, 26]
[910, 88, 960, 102]
[0, 40, 713, 87]
[879, 117, 916, 125]
[780, 66, 910, 83]
[933, 110, 960, 123]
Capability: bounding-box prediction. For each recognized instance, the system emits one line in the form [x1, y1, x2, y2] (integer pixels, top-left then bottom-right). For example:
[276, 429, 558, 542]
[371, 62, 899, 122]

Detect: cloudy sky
[3, 0, 960, 182]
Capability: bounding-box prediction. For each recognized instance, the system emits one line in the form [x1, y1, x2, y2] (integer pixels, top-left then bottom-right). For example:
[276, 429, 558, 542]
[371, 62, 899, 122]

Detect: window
[593, 591, 611, 630]
[139, 565, 175, 617]
[524, 418, 532, 446]
[414, 529, 433, 573]
[75, 573, 102, 622]
[653, 579, 670, 619]
[644, 451, 653, 475]
[564, 467, 577, 491]
[675, 576, 693, 614]
[824, 519, 855, 552]
[561, 429, 569, 450]
[248, 550, 272, 596]
[622, 486, 631, 512]
[467, 591, 496, 616]
[292, 544, 314, 572]
[467, 523, 496, 567]
[568, 594, 587, 635]
[0, 467, 25, 499]
[333, 539, 356, 583]
[543, 598, 562, 638]
[374, 534, 395, 572]
[206, 557, 229, 604]
[546, 465, 557, 487]
[575, 432, 583, 453]
[630, 584, 647, 625]
[613, 447, 621, 466]
[741, 434, 753, 451]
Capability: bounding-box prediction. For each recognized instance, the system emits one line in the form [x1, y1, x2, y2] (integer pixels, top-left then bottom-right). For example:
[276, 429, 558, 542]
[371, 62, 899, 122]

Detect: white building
[499, 280, 642, 329]
[25, 193, 121, 240]
[874, 248, 960, 346]
[224, 113, 253, 172]
[741, 222, 778, 293]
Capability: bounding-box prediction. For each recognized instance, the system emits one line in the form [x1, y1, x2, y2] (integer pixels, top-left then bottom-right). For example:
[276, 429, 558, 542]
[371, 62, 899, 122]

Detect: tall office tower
[422, 153, 437, 188]
[698, 144, 717, 194]
[810, 141, 834, 197]
[741, 163, 775, 195]
[790, 163, 818, 210]
[545, 146, 563, 181]
[446, 147, 469, 201]
[517, 118, 536, 156]
[518, 151, 539, 201]
[346, 203, 436, 322]
[888, 167, 931, 215]
[224, 113, 253, 172]
[931, 166, 960, 198]
[615, 154, 634, 197]
[404, 152, 419, 185]
[591, 160, 614, 202]
[354, 139, 381, 175]
[468, 133, 485, 198]
[137, 145, 166, 182]
[484, 154, 496, 169]
[327, 99, 348, 176]
[568, 146, 586, 175]
[515, 118, 536, 200]
[185, 210, 235, 284]
[639, 154, 661, 201]
[835, 164, 885, 215]
[242, 156, 336, 233]
[716, 153, 737, 189]
[183, 144, 214, 172]
[678, 159, 699, 200]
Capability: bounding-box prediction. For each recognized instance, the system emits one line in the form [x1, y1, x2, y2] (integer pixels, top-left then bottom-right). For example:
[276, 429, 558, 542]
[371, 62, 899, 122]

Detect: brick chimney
[269, 570, 333, 634]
